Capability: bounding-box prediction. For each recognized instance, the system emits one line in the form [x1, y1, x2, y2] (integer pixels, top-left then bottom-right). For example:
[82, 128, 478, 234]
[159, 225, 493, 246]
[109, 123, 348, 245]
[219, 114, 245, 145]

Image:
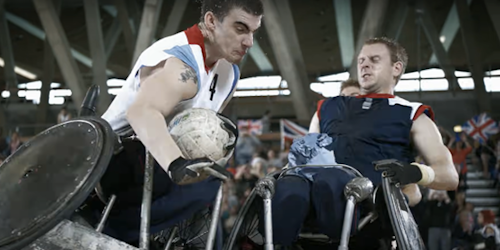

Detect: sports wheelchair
[224, 165, 427, 250]
[0, 85, 227, 250]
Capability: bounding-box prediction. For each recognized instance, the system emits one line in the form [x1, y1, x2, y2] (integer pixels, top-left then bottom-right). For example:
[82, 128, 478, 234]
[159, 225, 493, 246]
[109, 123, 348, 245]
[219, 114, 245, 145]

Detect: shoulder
[389, 96, 435, 121]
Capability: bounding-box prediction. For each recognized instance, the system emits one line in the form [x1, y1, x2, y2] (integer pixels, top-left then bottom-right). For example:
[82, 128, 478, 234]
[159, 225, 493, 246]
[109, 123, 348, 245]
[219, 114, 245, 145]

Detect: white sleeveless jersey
[102, 25, 240, 136]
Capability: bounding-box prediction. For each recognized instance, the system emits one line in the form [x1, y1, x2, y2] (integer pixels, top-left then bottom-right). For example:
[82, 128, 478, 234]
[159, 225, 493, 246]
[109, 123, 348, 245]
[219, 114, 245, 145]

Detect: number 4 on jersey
[209, 74, 218, 101]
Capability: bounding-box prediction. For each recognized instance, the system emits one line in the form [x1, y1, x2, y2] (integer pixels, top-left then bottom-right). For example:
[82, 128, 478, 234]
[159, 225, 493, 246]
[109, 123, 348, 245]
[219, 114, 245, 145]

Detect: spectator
[3, 132, 22, 156]
[476, 139, 498, 180]
[452, 210, 475, 249]
[261, 110, 271, 133]
[477, 210, 500, 249]
[426, 190, 453, 250]
[235, 130, 261, 165]
[250, 151, 267, 178]
[57, 106, 72, 124]
[234, 164, 259, 199]
[448, 132, 473, 176]
[266, 149, 283, 173]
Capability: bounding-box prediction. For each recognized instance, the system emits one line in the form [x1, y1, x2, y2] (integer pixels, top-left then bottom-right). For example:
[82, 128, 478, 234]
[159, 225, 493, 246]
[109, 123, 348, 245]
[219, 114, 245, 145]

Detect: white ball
[168, 108, 230, 162]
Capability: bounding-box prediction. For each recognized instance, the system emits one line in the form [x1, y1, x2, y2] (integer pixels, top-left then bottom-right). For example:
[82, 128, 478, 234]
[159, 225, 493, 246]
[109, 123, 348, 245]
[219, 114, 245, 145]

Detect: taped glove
[374, 159, 435, 186]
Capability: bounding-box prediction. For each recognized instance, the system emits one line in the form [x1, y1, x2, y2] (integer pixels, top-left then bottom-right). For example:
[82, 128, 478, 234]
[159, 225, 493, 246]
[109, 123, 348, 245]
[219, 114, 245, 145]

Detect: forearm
[402, 184, 422, 207]
[127, 105, 183, 173]
[425, 161, 459, 190]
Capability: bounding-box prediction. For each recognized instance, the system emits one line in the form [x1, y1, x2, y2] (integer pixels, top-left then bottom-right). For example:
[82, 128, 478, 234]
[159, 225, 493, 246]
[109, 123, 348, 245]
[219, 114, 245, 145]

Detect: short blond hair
[340, 79, 360, 92]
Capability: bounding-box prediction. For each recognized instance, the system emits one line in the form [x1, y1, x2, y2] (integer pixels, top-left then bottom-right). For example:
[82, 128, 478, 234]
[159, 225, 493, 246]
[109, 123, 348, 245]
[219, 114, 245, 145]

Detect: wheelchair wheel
[381, 178, 425, 250]
[223, 188, 333, 250]
[224, 189, 264, 250]
[153, 208, 222, 250]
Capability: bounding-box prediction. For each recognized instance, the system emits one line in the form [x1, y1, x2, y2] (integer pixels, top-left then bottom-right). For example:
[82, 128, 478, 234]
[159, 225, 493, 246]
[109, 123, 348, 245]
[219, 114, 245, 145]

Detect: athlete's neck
[360, 86, 394, 95]
[199, 23, 221, 69]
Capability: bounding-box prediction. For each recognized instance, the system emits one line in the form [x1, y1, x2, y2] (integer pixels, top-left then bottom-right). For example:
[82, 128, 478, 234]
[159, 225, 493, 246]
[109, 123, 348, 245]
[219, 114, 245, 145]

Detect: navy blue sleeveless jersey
[317, 94, 434, 186]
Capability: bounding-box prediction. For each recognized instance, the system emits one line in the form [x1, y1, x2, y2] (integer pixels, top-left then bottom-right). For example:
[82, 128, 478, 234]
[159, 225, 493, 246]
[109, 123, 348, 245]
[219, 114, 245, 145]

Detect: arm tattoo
[179, 63, 198, 85]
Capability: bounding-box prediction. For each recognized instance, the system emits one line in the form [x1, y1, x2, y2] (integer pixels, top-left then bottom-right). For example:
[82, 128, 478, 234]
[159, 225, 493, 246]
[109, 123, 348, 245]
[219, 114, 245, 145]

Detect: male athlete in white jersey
[83, 0, 263, 245]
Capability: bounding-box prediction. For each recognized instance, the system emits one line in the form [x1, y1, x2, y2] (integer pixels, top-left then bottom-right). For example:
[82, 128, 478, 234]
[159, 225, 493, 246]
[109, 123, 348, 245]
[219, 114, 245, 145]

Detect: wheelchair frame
[20, 85, 227, 250]
[224, 164, 426, 250]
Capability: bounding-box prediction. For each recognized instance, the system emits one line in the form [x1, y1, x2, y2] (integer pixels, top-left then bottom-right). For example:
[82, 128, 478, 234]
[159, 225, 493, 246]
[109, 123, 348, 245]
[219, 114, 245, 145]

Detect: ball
[168, 108, 231, 162]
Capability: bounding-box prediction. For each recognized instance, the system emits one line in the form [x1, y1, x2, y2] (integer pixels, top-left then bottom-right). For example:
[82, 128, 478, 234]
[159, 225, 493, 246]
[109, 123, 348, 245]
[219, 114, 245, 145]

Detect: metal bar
[338, 196, 356, 250]
[160, 0, 188, 37]
[33, 0, 86, 107]
[0, 4, 17, 88]
[262, 0, 313, 122]
[104, 12, 121, 61]
[5, 11, 114, 76]
[84, 0, 111, 114]
[349, 0, 390, 78]
[333, 0, 355, 69]
[385, 0, 409, 41]
[416, 1, 460, 92]
[357, 212, 377, 231]
[485, 0, 500, 44]
[113, 0, 136, 57]
[455, 0, 491, 112]
[96, 194, 117, 233]
[263, 193, 274, 250]
[205, 183, 223, 250]
[132, 0, 164, 65]
[140, 150, 155, 250]
[248, 40, 274, 73]
[163, 227, 178, 250]
[428, 0, 474, 64]
[36, 40, 54, 130]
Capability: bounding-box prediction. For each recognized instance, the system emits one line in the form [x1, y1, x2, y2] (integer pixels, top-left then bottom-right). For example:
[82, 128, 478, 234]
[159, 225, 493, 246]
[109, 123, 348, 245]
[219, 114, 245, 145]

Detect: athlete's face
[340, 86, 360, 97]
[211, 8, 262, 64]
[357, 44, 403, 94]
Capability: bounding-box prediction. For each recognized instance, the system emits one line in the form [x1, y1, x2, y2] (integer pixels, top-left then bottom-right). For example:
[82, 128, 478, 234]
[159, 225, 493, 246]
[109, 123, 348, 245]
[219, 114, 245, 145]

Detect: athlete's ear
[204, 11, 217, 32]
[392, 61, 403, 79]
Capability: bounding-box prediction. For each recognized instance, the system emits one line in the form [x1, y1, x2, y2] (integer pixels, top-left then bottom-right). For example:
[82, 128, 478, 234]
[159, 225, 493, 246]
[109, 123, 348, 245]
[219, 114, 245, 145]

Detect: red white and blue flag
[237, 119, 263, 135]
[280, 119, 308, 149]
[462, 113, 499, 143]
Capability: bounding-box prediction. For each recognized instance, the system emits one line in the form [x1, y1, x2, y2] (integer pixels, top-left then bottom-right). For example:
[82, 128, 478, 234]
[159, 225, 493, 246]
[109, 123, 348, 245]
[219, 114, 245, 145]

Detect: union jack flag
[280, 119, 308, 149]
[237, 119, 263, 135]
[462, 113, 499, 143]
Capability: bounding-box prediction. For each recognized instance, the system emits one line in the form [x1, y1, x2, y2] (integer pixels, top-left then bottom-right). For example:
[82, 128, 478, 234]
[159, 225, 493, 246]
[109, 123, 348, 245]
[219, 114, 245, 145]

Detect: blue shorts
[263, 167, 362, 245]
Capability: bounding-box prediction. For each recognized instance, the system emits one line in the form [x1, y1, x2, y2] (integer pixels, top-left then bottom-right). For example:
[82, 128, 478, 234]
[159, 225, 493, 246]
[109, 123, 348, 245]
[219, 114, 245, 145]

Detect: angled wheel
[223, 189, 265, 250]
[381, 178, 426, 250]
[0, 117, 115, 250]
[152, 207, 223, 250]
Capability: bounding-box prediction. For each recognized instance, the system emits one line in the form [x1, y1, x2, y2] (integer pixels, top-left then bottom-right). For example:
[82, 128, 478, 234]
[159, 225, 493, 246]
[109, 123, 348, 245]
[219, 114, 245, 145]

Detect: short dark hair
[200, 0, 263, 22]
[364, 37, 408, 81]
[340, 79, 360, 92]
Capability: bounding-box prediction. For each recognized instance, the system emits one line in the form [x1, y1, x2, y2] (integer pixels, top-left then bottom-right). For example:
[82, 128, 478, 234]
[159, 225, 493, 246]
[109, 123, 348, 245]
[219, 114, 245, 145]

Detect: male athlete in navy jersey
[269, 37, 458, 247]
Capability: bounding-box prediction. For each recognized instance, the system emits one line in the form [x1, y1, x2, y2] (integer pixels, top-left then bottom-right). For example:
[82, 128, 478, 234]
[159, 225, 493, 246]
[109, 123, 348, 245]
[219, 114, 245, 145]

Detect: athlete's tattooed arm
[179, 63, 198, 86]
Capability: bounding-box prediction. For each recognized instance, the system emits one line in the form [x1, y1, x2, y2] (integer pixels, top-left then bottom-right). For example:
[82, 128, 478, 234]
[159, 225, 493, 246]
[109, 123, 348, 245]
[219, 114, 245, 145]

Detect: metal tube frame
[263, 190, 274, 250]
[139, 151, 155, 250]
[163, 227, 178, 250]
[338, 196, 356, 250]
[96, 194, 117, 233]
[205, 182, 224, 250]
